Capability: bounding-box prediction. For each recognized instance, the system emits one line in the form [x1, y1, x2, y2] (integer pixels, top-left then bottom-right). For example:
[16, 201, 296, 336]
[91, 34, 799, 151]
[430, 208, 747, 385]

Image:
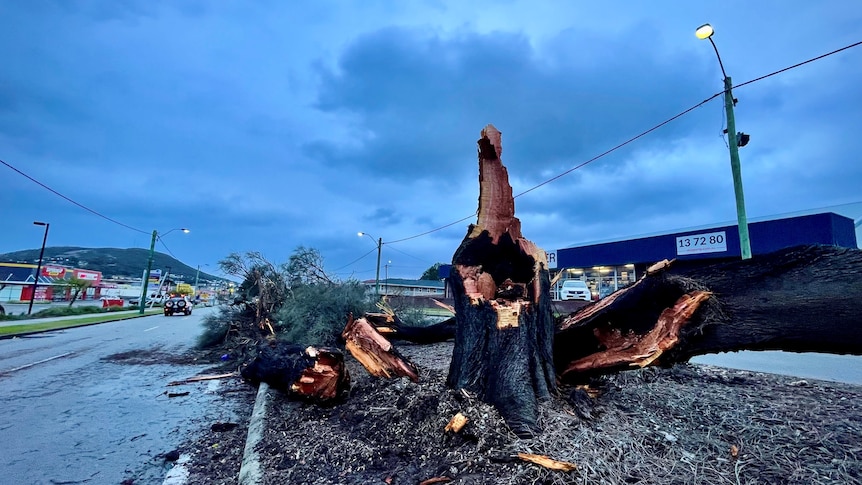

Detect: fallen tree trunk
[555, 245, 862, 382]
[241, 341, 350, 402]
[365, 312, 457, 344]
[446, 124, 556, 436]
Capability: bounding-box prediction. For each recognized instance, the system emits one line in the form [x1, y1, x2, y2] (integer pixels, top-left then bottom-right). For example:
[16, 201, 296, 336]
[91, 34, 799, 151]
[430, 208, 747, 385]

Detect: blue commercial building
[550, 212, 857, 299]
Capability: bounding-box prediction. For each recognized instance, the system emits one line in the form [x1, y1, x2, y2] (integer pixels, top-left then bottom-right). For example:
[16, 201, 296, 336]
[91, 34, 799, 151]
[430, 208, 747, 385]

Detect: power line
[385, 245, 432, 264]
[385, 211, 478, 244]
[733, 40, 862, 91]
[382, 39, 862, 244]
[331, 247, 377, 272]
[1, 158, 149, 235]
[158, 238, 179, 260]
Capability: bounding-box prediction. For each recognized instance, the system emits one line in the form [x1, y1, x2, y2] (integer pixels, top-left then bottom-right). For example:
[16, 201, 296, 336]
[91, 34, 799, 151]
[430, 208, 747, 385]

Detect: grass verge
[0, 309, 162, 338]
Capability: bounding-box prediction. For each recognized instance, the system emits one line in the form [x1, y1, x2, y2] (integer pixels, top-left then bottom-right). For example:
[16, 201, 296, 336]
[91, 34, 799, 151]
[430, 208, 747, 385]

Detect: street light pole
[139, 228, 188, 314]
[194, 263, 208, 293]
[358, 232, 383, 296]
[28, 221, 50, 315]
[697, 23, 752, 260]
[384, 260, 391, 295]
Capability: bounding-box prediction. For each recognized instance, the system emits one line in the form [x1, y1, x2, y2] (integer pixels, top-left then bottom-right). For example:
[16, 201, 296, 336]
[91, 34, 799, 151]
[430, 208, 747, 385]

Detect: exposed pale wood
[431, 298, 456, 314]
[342, 313, 419, 382]
[444, 412, 469, 433]
[561, 291, 711, 378]
[240, 342, 350, 403]
[447, 124, 556, 436]
[554, 245, 862, 382]
[516, 453, 578, 472]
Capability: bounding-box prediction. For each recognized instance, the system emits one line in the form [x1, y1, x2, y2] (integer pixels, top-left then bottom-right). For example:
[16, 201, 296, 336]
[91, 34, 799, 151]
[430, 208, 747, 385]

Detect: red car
[163, 296, 193, 316]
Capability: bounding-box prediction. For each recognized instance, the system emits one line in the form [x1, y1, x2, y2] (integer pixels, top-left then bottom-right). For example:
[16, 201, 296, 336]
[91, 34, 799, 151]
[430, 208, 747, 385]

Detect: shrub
[275, 280, 374, 347]
[196, 308, 237, 349]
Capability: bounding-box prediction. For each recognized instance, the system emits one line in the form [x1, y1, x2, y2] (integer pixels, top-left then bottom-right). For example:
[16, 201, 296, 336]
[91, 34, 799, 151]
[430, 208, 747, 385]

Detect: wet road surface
[0, 307, 236, 484]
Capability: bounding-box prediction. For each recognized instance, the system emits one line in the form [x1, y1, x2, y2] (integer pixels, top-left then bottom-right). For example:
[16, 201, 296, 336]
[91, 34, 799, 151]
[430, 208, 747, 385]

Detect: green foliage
[65, 276, 92, 307]
[275, 280, 373, 347]
[219, 252, 289, 310]
[283, 246, 333, 286]
[196, 310, 234, 349]
[394, 306, 434, 327]
[419, 263, 445, 281]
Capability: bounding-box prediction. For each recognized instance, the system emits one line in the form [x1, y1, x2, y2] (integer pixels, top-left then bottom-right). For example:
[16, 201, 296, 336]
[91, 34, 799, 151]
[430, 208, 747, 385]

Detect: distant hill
[0, 246, 225, 284]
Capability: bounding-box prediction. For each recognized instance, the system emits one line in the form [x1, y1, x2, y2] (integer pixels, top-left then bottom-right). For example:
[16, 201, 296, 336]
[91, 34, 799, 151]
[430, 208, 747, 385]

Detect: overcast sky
[2, 0, 861, 280]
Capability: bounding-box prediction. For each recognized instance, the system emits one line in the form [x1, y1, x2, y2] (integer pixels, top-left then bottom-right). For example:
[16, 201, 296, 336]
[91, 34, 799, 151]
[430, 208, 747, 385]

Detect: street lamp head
[357, 232, 365, 237]
[181, 228, 190, 233]
[33, 221, 47, 226]
[695, 23, 714, 40]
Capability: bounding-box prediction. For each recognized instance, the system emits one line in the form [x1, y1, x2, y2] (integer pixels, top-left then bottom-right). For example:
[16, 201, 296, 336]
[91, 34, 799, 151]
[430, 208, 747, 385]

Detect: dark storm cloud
[306, 26, 716, 183]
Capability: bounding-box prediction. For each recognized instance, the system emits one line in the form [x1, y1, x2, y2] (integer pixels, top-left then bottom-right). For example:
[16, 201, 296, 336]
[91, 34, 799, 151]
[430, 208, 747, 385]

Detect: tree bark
[240, 341, 350, 403]
[364, 312, 457, 344]
[446, 124, 556, 437]
[554, 245, 862, 382]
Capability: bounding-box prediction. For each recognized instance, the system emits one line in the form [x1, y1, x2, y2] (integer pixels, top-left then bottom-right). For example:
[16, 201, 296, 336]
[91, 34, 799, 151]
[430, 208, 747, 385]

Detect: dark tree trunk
[555, 245, 862, 382]
[240, 341, 350, 403]
[365, 312, 457, 344]
[446, 125, 556, 437]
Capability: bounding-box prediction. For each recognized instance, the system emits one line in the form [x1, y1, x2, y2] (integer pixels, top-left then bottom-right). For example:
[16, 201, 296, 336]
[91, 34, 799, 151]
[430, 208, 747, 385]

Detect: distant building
[362, 278, 445, 297]
[437, 212, 857, 301]
[547, 212, 857, 299]
[0, 263, 103, 302]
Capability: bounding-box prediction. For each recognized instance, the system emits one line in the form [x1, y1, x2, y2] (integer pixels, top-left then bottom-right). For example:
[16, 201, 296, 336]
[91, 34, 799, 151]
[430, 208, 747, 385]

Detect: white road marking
[143, 326, 160, 332]
[3, 351, 76, 373]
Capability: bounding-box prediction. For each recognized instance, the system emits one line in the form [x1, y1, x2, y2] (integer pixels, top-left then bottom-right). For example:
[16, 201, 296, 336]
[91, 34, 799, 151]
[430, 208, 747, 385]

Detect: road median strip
[0, 310, 163, 338]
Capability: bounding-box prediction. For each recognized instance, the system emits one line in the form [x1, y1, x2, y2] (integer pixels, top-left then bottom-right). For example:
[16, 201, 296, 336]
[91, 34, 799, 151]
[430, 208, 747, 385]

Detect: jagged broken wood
[342, 313, 420, 382]
[446, 124, 556, 436]
[240, 342, 350, 402]
[444, 412, 469, 433]
[554, 244, 862, 382]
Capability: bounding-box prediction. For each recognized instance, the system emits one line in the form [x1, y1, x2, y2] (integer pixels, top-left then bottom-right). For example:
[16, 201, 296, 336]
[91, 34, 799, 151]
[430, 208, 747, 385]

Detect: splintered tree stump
[446, 124, 556, 436]
[342, 313, 420, 382]
[240, 341, 350, 402]
[554, 245, 862, 382]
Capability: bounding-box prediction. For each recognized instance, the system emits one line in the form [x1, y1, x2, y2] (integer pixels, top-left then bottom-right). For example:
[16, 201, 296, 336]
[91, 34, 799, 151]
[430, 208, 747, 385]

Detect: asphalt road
[0, 306, 235, 485]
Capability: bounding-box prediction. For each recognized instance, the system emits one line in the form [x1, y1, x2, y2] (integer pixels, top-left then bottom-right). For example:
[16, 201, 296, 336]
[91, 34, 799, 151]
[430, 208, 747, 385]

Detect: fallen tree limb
[240, 342, 350, 402]
[342, 313, 420, 382]
[167, 372, 238, 386]
[365, 312, 457, 344]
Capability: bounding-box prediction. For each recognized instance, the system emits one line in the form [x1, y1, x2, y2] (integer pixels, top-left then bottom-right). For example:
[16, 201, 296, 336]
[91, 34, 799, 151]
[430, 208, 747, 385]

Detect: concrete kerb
[238, 381, 271, 485]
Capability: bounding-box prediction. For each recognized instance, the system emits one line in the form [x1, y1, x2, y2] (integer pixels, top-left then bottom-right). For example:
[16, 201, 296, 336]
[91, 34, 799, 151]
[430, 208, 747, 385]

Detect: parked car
[163, 296, 193, 316]
[560, 279, 591, 301]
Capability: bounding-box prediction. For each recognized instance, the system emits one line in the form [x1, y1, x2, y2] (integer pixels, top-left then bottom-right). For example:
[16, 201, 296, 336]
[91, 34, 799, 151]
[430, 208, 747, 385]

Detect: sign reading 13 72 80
[675, 231, 727, 256]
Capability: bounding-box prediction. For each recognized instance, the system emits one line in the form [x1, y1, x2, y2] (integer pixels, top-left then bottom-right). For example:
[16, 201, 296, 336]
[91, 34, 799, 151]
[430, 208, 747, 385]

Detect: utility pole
[697, 23, 752, 260]
[139, 230, 157, 314]
[375, 237, 382, 296]
[722, 75, 752, 260]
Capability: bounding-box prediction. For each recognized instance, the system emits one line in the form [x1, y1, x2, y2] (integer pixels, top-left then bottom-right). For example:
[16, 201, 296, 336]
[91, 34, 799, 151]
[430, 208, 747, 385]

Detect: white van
[560, 279, 591, 301]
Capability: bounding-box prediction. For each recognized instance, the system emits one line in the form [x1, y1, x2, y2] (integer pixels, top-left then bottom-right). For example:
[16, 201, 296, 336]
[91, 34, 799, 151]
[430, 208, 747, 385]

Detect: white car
[560, 279, 592, 301]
